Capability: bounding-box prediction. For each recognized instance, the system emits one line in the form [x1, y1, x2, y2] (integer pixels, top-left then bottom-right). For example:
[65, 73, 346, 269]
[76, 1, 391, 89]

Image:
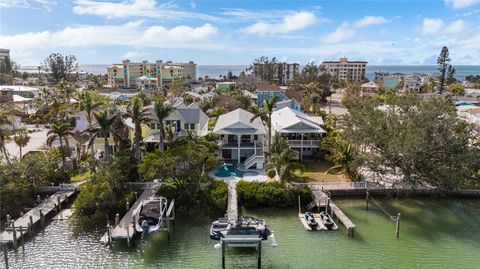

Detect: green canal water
[2, 197, 480, 268]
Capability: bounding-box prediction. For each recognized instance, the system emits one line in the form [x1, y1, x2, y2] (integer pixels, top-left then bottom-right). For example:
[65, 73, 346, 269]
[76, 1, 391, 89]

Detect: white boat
[132, 196, 168, 235]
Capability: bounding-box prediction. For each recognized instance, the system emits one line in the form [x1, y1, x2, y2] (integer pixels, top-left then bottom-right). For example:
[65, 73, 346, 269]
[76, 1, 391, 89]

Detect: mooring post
[39, 210, 44, 227]
[297, 195, 301, 214]
[57, 196, 61, 211]
[29, 215, 33, 234]
[172, 200, 176, 227]
[396, 213, 401, 238]
[11, 221, 17, 250]
[221, 239, 225, 269]
[135, 191, 138, 200]
[167, 219, 171, 243]
[115, 213, 119, 226]
[126, 227, 130, 247]
[126, 201, 130, 211]
[257, 241, 262, 268]
[20, 226, 25, 255]
[3, 243, 8, 269]
[365, 191, 369, 211]
[326, 198, 331, 214]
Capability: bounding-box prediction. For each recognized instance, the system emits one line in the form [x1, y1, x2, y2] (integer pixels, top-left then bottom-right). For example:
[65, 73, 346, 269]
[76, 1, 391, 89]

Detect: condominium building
[107, 60, 197, 88]
[253, 62, 300, 85]
[0, 48, 11, 74]
[321, 57, 367, 83]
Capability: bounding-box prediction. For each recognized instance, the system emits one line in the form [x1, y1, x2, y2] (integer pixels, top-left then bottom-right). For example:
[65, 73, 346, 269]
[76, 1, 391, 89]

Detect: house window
[254, 135, 258, 140]
[184, 123, 189, 130]
[190, 123, 195, 130]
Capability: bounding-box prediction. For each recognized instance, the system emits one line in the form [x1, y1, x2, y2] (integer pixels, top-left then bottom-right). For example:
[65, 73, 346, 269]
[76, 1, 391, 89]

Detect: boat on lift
[132, 196, 168, 235]
[320, 211, 334, 230]
[304, 212, 319, 228]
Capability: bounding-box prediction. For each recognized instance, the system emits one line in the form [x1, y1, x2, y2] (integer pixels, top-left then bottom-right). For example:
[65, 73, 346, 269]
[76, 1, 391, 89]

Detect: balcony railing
[287, 140, 320, 147]
[219, 141, 263, 148]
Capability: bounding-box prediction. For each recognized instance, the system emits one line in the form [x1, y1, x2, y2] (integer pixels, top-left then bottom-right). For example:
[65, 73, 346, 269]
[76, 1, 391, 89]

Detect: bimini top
[271, 107, 326, 134]
[213, 108, 266, 135]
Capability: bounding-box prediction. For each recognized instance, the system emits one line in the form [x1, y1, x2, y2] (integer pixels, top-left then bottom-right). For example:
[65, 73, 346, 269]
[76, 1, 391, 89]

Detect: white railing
[243, 155, 265, 169]
[287, 140, 320, 147]
[124, 181, 162, 190]
[38, 183, 77, 192]
[294, 181, 368, 190]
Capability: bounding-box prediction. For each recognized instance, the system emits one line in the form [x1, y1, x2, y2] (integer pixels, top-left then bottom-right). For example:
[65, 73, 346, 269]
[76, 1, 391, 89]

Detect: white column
[300, 133, 304, 161]
[237, 135, 241, 164]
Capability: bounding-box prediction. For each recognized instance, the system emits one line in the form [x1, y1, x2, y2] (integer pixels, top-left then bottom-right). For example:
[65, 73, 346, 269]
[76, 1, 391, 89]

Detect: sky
[0, 0, 479, 66]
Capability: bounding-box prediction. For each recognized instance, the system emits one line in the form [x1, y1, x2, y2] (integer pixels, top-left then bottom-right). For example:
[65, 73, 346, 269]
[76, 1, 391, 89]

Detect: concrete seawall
[329, 188, 480, 198]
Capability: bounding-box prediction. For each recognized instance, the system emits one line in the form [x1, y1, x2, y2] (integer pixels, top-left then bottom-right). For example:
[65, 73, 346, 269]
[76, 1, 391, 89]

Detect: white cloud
[0, 21, 219, 50]
[421, 18, 467, 35]
[0, 0, 56, 10]
[421, 18, 445, 35]
[241, 12, 317, 35]
[73, 0, 222, 21]
[354, 16, 389, 28]
[322, 22, 356, 43]
[445, 0, 480, 9]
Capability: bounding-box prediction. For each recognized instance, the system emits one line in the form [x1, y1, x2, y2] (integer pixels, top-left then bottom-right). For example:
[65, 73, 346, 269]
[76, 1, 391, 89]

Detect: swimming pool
[214, 163, 259, 178]
[455, 101, 479, 106]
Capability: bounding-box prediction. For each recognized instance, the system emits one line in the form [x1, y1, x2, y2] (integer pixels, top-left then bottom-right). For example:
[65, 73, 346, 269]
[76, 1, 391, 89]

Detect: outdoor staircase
[306, 201, 317, 211]
[243, 154, 265, 169]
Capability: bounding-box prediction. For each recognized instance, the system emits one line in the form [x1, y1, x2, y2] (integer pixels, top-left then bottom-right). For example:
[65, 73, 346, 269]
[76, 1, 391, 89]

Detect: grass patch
[294, 159, 349, 182]
[71, 171, 92, 183]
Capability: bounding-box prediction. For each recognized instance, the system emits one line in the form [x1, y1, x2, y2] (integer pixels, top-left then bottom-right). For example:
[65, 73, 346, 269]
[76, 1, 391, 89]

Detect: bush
[267, 169, 276, 178]
[236, 181, 311, 208]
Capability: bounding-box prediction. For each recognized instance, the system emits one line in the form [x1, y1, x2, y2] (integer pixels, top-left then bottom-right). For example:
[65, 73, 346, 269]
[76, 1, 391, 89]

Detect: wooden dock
[226, 181, 238, 224]
[0, 189, 75, 244]
[330, 203, 356, 236]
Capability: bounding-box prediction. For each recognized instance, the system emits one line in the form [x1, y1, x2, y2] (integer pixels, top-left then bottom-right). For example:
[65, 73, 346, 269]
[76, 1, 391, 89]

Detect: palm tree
[76, 90, 103, 155]
[154, 100, 173, 151]
[46, 123, 75, 167]
[325, 140, 356, 178]
[251, 95, 278, 161]
[127, 97, 150, 161]
[89, 110, 119, 159]
[268, 135, 304, 182]
[13, 129, 30, 159]
[0, 112, 12, 164]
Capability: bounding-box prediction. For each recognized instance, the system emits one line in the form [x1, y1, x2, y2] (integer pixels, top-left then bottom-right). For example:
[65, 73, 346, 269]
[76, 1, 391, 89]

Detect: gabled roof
[271, 107, 326, 134]
[213, 108, 266, 135]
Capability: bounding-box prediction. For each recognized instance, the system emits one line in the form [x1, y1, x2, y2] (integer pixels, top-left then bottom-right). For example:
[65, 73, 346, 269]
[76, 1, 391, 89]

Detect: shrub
[236, 181, 311, 208]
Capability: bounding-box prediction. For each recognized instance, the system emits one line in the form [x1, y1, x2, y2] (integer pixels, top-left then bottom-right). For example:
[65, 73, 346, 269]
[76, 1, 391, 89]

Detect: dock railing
[293, 181, 369, 190]
[37, 183, 77, 193]
[124, 181, 162, 190]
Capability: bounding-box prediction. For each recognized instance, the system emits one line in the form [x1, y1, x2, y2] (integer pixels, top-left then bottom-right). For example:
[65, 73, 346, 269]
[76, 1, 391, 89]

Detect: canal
[2, 197, 480, 268]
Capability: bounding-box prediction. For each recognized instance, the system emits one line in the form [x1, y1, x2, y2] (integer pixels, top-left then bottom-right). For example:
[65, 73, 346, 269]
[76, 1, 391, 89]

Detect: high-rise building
[321, 57, 367, 83]
[107, 60, 197, 88]
[253, 62, 300, 85]
[0, 48, 11, 74]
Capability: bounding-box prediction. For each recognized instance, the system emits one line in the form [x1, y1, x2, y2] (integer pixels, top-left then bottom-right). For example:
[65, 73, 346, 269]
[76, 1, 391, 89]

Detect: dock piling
[20, 226, 25, 255]
[11, 221, 17, 250]
[39, 210, 44, 226]
[395, 213, 401, 238]
[297, 196, 301, 214]
[115, 213, 119, 226]
[3, 243, 8, 269]
[221, 239, 225, 268]
[126, 227, 130, 247]
[57, 196, 61, 211]
[29, 215, 34, 234]
[365, 191, 369, 211]
[126, 201, 130, 211]
[257, 241, 262, 268]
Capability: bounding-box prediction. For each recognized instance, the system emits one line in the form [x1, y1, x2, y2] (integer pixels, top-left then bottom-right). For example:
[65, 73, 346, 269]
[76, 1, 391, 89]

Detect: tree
[251, 95, 278, 161]
[341, 83, 362, 109]
[90, 110, 119, 159]
[13, 129, 30, 159]
[449, 83, 465, 96]
[46, 123, 75, 167]
[446, 65, 457, 85]
[437, 46, 451, 94]
[250, 56, 278, 83]
[126, 97, 150, 161]
[170, 79, 187, 98]
[42, 53, 78, 83]
[342, 95, 480, 189]
[268, 135, 304, 182]
[154, 100, 174, 151]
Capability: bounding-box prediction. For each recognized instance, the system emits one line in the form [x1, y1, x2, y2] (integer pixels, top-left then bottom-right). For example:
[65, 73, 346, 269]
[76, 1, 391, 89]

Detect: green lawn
[294, 160, 349, 182]
[71, 171, 92, 183]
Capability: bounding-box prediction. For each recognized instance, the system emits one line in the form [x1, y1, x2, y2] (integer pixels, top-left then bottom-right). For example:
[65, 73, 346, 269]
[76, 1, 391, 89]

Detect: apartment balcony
[287, 140, 320, 147]
[219, 141, 264, 149]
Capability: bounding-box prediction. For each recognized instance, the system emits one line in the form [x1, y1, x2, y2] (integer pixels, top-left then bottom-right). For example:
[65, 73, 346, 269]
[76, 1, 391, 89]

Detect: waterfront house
[361, 81, 381, 93]
[213, 108, 266, 169]
[271, 107, 326, 160]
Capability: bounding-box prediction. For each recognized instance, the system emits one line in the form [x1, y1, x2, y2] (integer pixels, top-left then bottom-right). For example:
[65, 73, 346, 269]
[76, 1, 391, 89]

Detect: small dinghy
[304, 212, 318, 228]
[320, 212, 334, 229]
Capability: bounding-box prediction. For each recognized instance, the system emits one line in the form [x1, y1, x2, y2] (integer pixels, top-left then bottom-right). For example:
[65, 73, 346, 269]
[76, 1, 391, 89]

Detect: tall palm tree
[250, 95, 278, 161]
[89, 110, 119, 159]
[76, 90, 103, 155]
[126, 97, 150, 161]
[46, 123, 75, 167]
[13, 129, 30, 159]
[325, 140, 356, 178]
[154, 100, 173, 151]
[268, 135, 304, 182]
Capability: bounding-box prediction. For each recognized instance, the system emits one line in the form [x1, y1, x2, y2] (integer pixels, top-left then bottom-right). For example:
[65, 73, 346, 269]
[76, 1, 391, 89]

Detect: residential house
[361, 81, 381, 93]
[403, 75, 422, 92]
[213, 108, 265, 169]
[276, 99, 301, 111]
[256, 83, 287, 107]
[271, 107, 326, 160]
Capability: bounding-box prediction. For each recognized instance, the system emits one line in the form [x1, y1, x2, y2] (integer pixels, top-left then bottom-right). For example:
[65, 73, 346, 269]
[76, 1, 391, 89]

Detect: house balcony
[219, 141, 264, 149]
[287, 140, 320, 147]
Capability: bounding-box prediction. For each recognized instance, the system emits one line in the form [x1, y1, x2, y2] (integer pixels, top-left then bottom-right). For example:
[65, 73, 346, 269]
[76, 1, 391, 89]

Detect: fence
[37, 183, 77, 193]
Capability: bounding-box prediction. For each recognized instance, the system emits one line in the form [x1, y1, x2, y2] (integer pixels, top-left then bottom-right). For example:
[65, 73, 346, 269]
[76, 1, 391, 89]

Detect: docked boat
[133, 196, 168, 235]
[210, 218, 230, 240]
[320, 212, 334, 229]
[304, 212, 318, 228]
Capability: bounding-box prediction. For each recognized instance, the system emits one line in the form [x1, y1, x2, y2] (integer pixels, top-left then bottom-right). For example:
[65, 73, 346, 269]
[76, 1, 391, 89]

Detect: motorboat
[210, 218, 230, 240]
[133, 196, 168, 235]
[320, 211, 334, 229]
[304, 212, 318, 228]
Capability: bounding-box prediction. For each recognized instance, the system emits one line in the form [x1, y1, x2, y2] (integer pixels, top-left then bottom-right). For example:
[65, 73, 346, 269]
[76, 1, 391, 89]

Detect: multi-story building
[271, 107, 326, 160]
[253, 62, 300, 85]
[0, 48, 11, 74]
[107, 60, 197, 89]
[321, 57, 367, 83]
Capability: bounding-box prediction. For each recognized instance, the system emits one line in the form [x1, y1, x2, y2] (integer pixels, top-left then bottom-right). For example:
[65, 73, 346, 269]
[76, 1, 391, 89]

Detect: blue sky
[1, 0, 479, 65]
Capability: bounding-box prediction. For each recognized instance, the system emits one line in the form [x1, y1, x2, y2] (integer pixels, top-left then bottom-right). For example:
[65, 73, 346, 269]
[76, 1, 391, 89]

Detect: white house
[213, 108, 265, 169]
[361, 81, 380, 93]
[271, 107, 326, 160]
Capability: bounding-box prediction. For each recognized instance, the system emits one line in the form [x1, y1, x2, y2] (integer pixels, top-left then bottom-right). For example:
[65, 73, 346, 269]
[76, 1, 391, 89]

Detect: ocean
[18, 65, 480, 81]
